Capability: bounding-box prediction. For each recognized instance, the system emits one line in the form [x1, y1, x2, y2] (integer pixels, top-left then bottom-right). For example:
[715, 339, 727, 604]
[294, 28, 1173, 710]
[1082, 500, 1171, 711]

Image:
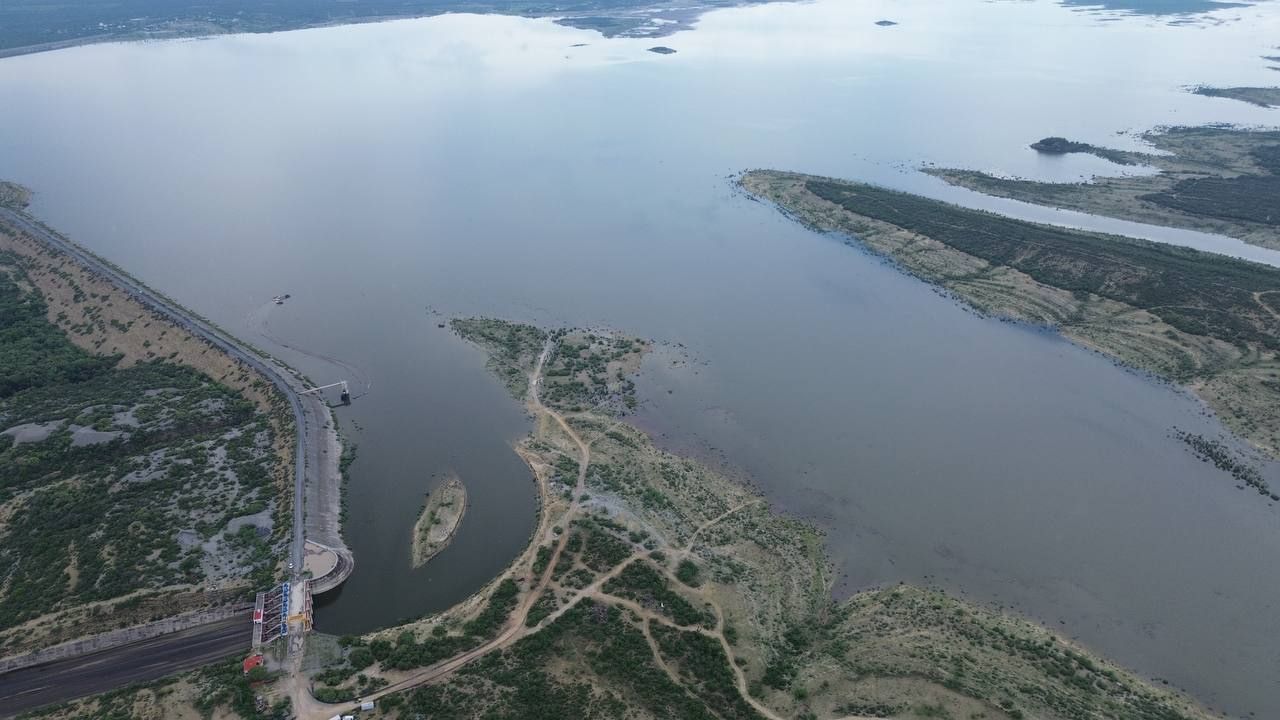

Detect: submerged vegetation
[1174, 430, 1273, 499]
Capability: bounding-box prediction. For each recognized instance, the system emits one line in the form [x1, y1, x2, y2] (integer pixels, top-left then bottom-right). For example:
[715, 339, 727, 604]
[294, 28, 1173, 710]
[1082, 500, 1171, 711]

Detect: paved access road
[0, 616, 251, 718]
[0, 207, 310, 572]
[0, 208, 346, 712]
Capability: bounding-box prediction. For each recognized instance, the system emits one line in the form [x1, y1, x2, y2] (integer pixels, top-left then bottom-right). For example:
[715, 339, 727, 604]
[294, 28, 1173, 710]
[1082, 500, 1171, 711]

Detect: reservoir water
[1, 0, 1279, 715]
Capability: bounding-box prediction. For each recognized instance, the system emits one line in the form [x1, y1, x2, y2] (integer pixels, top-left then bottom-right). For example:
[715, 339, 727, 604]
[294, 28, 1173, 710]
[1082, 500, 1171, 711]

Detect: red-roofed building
[242, 654, 265, 675]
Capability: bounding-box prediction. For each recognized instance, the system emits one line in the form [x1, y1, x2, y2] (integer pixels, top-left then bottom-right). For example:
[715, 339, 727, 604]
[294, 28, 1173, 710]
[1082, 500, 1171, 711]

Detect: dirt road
[297, 338, 778, 720]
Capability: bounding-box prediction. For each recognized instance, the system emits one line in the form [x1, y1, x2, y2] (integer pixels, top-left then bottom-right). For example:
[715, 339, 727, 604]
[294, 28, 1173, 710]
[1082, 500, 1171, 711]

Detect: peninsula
[929, 125, 1280, 250]
[1191, 85, 1280, 108]
[741, 169, 1280, 483]
[28, 318, 1224, 720]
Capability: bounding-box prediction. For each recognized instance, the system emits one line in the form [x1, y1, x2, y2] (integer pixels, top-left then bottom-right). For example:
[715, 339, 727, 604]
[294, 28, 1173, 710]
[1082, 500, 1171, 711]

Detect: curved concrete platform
[307, 540, 354, 595]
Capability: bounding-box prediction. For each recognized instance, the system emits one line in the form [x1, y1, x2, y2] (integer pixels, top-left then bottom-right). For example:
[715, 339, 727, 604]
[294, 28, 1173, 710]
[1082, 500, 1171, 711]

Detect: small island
[875, 19, 898, 26]
[1030, 136, 1138, 165]
[647, 46, 676, 55]
[411, 475, 468, 568]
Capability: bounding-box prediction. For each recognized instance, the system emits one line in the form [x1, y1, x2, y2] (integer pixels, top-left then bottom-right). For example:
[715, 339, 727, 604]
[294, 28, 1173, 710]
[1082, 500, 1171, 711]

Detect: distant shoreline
[0, 1, 741, 60]
[0, 14, 454, 61]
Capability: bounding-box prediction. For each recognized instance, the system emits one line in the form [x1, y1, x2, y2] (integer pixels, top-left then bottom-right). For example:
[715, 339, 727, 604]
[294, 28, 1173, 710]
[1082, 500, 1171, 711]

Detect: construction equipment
[300, 380, 351, 405]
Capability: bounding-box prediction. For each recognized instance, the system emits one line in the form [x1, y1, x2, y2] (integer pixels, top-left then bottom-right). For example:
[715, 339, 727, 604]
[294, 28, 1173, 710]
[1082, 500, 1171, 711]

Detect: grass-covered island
[411, 475, 467, 568]
[742, 170, 1280, 483]
[930, 126, 1280, 250]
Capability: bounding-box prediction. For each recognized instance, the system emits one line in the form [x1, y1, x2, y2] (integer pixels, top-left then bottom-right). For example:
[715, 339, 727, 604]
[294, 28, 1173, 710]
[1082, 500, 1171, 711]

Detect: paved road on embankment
[0, 207, 312, 571]
[0, 203, 335, 571]
[0, 615, 251, 718]
[0, 207, 346, 710]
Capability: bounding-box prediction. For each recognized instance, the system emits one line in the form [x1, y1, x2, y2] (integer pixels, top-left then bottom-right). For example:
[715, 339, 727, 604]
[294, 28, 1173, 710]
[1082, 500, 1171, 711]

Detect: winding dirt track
[298, 338, 782, 720]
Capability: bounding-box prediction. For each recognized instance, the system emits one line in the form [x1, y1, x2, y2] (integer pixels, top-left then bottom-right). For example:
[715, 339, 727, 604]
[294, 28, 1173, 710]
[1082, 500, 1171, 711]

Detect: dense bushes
[463, 578, 519, 638]
[405, 600, 725, 720]
[371, 578, 521, 673]
[195, 659, 288, 719]
[1143, 174, 1280, 227]
[578, 523, 632, 572]
[675, 559, 702, 587]
[806, 179, 1280, 351]
[0, 253, 117, 397]
[603, 561, 712, 628]
[0, 259, 280, 629]
[1251, 144, 1280, 173]
[652, 623, 762, 719]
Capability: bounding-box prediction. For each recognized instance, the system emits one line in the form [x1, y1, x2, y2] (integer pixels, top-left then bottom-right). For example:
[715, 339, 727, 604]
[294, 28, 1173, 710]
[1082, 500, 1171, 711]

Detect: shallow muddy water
[2, 0, 1279, 714]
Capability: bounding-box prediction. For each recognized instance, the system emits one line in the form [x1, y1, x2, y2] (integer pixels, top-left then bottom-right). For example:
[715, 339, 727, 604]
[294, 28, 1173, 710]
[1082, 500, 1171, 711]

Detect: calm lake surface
[2, 0, 1280, 715]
